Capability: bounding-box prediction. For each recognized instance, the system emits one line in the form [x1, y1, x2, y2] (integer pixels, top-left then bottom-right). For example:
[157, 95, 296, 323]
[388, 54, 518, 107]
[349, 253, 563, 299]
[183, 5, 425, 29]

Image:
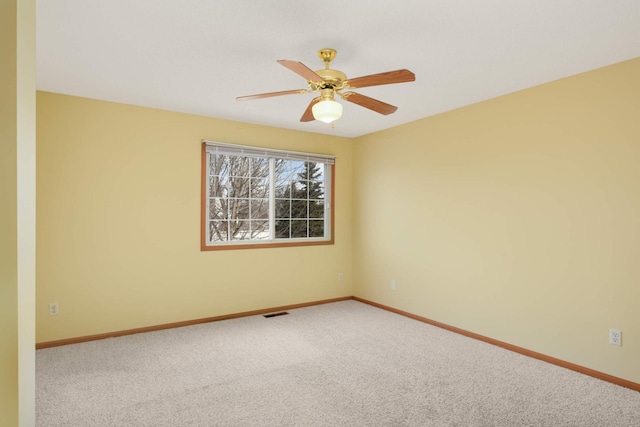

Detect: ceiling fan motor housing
[314, 69, 347, 87]
[314, 48, 347, 90]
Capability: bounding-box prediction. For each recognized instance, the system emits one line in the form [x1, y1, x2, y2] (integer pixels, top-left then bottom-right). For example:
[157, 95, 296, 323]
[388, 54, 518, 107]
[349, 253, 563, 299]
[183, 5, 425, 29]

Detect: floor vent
[263, 311, 289, 318]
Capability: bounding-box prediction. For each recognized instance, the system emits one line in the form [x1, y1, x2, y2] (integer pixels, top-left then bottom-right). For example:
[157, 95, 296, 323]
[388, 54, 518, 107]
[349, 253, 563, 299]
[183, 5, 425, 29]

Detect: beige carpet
[37, 300, 640, 426]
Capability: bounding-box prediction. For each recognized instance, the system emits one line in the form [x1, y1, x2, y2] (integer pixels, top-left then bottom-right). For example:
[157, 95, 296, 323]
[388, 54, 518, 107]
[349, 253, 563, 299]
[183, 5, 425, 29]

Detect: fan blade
[236, 89, 307, 101]
[300, 97, 320, 122]
[277, 60, 324, 82]
[342, 92, 398, 115]
[346, 69, 415, 89]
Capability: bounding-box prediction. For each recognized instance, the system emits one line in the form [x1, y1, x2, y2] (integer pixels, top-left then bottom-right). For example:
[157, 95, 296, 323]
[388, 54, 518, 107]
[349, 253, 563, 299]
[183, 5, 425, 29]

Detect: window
[201, 141, 335, 250]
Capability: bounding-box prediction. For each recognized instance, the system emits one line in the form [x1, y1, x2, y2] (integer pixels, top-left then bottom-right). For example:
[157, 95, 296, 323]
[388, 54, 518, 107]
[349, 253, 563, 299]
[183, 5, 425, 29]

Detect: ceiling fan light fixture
[312, 99, 343, 123]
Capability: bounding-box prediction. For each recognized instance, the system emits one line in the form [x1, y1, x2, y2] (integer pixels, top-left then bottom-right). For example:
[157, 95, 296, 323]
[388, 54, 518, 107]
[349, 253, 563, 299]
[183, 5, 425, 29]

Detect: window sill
[200, 238, 334, 251]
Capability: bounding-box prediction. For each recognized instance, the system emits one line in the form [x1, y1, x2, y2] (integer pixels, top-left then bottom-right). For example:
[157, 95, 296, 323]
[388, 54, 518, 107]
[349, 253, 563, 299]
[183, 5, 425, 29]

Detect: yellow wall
[0, 0, 20, 417]
[2, 0, 36, 425]
[36, 92, 353, 342]
[353, 57, 640, 383]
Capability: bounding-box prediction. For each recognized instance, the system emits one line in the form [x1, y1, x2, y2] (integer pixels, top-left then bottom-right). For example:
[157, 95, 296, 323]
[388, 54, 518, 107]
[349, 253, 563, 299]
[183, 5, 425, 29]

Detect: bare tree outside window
[208, 155, 271, 242]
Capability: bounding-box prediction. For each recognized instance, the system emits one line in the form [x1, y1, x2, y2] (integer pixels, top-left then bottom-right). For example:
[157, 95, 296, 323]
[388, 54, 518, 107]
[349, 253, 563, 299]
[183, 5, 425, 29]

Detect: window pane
[274, 160, 288, 198]
[275, 160, 304, 195]
[309, 220, 324, 238]
[290, 200, 307, 219]
[250, 220, 269, 240]
[281, 160, 306, 181]
[209, 175, 218, 196]
[291, 220, 307, 238]
[228, 219, 249, 240]
[310, 181, 325, 200]
[228, 198, 250, 219]
[209, 155, 230, 176]
[227, 176, 250, 199]
[274, 182, 288, 199]
[305, 162, 324, 182]
[251, 199, 269, 219]
[209, 198, 225, 220]
[250, 178, 269, 198]
[291, 181, 305, 198]
[209, 175, 225, 198]
[212, 155, 244, 180]
[235, 220, 252, 240]
[275, 199, 290, 219]
[275, 219, 290, 239]
[250, 157, 269, 178]
[228, 156, 251, 177]
[309, 201, 324, 218]
[298, 180, 310, 199]
[209, 220, 229, 242]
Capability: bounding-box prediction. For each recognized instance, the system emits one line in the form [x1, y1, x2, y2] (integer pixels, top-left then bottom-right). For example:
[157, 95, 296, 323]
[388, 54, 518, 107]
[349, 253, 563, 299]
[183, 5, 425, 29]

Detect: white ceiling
[37, 1, 640, 138]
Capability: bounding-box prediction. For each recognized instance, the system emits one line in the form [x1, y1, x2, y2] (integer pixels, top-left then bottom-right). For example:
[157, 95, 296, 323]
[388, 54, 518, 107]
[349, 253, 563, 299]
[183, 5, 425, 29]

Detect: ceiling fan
[237, 48, 415, 124]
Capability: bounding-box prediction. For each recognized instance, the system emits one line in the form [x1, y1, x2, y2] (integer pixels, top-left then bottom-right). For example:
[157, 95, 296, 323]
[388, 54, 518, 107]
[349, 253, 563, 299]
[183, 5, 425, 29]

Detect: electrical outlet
[391, 280, 397, 291]
[49, 303, 59, 316]
[338, 272, 344, 281]
[609, 329, 621, 346]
